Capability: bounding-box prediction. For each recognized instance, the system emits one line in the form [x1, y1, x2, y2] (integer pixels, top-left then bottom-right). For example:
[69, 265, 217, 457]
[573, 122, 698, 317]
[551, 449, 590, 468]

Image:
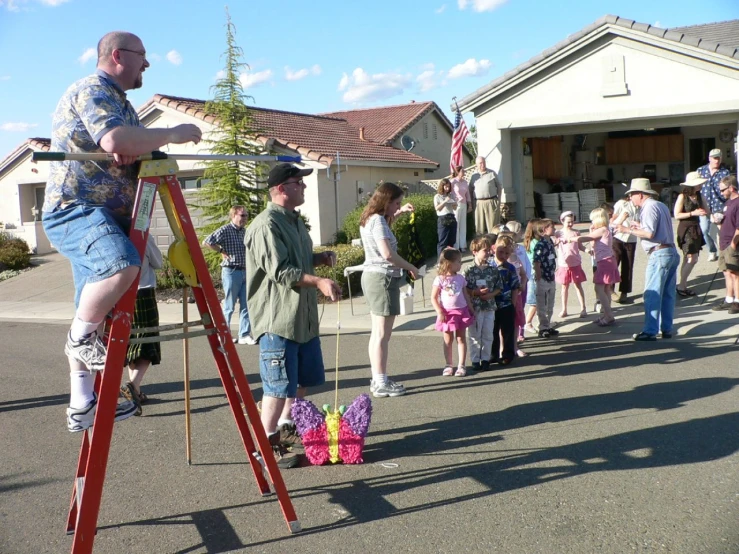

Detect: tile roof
[0, 137, 50, 173]
[144, 95, 438, 168]
[459, 15, 739, 111]
[671, 19, 739, 50]
[320, 101, 451, 145]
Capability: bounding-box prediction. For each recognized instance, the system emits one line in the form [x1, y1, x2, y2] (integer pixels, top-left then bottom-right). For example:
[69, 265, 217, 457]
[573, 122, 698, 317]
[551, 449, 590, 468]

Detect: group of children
[430, 207, 621, 375]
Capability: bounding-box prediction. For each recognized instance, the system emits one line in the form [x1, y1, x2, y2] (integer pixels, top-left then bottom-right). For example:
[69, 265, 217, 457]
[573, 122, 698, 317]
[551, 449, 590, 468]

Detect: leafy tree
[465, 123, 478, 160]
[194, 8, 266, 237]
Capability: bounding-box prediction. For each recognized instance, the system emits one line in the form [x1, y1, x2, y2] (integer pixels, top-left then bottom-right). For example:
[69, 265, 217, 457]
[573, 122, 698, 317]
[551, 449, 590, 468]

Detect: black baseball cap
[267, 163, 313, 188]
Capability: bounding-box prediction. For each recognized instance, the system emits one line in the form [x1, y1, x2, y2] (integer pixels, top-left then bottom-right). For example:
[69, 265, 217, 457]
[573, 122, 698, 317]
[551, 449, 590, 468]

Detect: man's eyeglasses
[719, 187, 730, 192]
[282, 179, 305, 187]
[118, 48, 147, 59]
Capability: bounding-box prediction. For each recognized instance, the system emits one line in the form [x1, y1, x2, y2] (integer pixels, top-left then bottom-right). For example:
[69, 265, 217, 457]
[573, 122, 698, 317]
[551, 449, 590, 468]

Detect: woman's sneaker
[66, 393, 138, 432]
[64, 332, 107, 371]
[369, 379, 407, 398]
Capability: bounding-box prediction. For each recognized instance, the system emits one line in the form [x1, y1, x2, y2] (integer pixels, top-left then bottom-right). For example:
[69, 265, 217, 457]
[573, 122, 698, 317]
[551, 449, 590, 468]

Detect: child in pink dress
[575, 207, 621, 326]
[554, 211, 587, 318]
[432, 249, 475, 376]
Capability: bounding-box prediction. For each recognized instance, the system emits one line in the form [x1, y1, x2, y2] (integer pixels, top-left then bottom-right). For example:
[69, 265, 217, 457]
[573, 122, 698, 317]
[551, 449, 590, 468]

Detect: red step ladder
[34, 151, 302, 554]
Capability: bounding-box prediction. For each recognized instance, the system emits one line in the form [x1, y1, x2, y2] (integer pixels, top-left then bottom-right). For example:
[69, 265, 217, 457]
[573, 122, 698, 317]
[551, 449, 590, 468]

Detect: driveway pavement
[0, 237, 738, 553]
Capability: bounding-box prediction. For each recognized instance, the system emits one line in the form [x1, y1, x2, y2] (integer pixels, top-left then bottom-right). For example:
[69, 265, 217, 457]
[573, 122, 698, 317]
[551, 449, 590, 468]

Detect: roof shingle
[459, 15, 739, 111]
[147, 95, 438, 167]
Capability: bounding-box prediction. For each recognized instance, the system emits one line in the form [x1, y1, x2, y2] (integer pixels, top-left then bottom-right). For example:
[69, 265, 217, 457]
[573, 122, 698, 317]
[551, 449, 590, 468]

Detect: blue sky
[1, 0, 737, 159]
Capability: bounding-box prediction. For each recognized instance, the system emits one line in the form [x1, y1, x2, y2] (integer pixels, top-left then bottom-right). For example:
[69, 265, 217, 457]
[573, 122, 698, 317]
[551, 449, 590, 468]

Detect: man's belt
[648, 244, 674, 255]
[226, 265, 245, 270]
[477, 196, 498, 201]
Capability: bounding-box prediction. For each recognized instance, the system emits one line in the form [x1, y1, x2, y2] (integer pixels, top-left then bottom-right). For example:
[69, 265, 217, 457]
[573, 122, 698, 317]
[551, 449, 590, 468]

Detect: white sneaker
[238, 335, 258, 345]
[66, 393, 138, 432]
[65, 331, 106, 371]
[708, 252, 718, 262]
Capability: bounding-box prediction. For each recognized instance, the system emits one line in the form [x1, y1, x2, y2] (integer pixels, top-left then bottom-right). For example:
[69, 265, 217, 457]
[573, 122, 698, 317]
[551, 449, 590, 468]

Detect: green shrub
[340, 192, 437, 265]
[314, 244, 365, 299]
[0, 238, 31, 270]
[155, 255, 189, 290]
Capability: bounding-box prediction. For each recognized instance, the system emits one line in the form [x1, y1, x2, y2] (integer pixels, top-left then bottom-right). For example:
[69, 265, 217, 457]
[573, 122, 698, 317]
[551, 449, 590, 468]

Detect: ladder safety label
[133, 183, 157, 232]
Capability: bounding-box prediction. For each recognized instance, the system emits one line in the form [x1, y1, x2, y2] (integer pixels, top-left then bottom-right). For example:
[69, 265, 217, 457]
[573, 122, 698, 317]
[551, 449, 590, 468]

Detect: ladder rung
[128, 329, 215, 344]
[130, 320, 204, 334]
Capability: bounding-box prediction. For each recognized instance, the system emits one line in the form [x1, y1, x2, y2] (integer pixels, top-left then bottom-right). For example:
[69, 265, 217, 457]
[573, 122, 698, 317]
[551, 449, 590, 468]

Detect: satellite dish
[400, 135, 416, 151]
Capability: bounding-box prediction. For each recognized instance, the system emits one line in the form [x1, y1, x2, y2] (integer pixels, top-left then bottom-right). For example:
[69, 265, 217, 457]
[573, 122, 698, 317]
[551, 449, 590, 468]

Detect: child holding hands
[432, 249, 475, 376]
[554, 211, 588, 318]
[464, 236, 502, 371]
[575, 207, 620, 326]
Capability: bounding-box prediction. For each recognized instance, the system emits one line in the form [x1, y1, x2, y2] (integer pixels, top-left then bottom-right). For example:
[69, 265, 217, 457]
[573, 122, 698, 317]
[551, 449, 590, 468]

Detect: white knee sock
[726, 296, 734, 304]
[70, 370, 95, 409]
[70, 317, 102, 341]
[277, 417, 294, 428]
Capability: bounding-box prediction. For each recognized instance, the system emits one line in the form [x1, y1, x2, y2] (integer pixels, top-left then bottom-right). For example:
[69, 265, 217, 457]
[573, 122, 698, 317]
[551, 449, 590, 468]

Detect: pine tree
[194, 8, 266, 237]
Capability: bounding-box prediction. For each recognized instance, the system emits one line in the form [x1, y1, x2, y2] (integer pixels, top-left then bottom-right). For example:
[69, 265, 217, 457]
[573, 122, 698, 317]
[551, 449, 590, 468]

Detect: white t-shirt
[360, 214, 400, 276]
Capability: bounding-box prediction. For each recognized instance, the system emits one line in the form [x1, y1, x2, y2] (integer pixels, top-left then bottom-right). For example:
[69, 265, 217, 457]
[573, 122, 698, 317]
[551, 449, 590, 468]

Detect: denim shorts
[259, 333, 325, 398]
[42, 204, 141, 306]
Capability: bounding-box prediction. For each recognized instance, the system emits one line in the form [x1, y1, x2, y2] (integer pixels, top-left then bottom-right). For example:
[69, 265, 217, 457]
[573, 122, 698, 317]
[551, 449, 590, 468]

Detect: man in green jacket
[244, 163, 340, 468]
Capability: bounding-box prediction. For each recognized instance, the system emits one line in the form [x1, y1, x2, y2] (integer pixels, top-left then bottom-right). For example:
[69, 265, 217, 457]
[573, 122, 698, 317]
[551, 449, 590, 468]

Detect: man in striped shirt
[203, 206, 255, 345]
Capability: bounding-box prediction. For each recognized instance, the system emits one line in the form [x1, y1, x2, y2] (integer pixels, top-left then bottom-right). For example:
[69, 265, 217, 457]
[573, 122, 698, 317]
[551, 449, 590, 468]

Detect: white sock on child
[726, 296, 735, 304]
[278, 417, 294, 429]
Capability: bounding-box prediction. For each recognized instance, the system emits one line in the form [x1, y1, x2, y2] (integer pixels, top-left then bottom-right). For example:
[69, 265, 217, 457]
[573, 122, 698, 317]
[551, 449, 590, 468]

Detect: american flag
[450, 107, 469, 173]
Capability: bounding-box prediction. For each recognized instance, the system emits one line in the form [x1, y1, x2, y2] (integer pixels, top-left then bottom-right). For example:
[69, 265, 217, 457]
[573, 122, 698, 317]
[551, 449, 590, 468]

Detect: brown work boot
[256, 432, 300, 469]
[279, 422, 304, 453]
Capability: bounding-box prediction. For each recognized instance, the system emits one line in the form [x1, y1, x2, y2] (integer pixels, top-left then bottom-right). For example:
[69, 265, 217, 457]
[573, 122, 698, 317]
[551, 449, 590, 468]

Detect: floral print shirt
[43, 70, 141, 215]
[697, 164, 730, 214]
[464, 262, 503, 312]
[533, 237, 557, 282]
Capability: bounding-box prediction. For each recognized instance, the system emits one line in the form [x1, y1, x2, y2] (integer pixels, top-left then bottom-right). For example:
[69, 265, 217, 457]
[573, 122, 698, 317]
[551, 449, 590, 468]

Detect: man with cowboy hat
[615, 178, 679, 341]
[696, 148, 730, 261]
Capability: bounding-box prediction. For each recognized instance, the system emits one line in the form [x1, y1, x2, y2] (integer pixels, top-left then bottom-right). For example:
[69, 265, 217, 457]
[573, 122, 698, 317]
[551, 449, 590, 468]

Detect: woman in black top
[673, 172, 708, 296]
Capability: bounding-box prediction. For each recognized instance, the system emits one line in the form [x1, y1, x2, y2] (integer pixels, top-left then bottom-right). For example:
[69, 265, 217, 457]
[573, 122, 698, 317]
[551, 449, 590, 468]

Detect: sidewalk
[1, 246, 737, 339]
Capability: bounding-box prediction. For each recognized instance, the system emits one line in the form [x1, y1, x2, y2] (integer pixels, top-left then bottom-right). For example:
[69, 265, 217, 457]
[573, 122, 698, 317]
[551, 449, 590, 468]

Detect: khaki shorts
[718, 246, 739, 273]
[361, 270, 402, 316]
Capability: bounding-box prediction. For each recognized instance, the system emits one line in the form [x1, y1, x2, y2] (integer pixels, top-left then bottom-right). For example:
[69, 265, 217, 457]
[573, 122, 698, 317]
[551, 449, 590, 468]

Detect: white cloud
[0, 75, 10, 81]
[1, 0, 69, 10]
[338, 67, 412, 104]
[240, 69, 273, 89]
[1, 122, 38, 132]
[458, 0, 508, 12]
[447, 58, 492, 79]
[166, 50, 183, 66]
[416, 67, 441, 92]
[285, 67, 309, 81]
[284, 64, 322, 81]
[78, 48, 96, 65]
[435, 4, 446, 13]
[215, 70, 226, 80]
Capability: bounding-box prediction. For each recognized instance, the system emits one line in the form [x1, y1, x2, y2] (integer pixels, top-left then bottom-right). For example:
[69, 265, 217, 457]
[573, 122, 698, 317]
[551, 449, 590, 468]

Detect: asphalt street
[1, 319, 737, 553]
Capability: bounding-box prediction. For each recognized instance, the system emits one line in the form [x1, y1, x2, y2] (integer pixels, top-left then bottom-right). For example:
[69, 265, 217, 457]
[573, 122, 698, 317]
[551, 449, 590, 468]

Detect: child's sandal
[454, 366, 467, 377]
[579, 309, 587, 318]
[442, 366, 454, 376]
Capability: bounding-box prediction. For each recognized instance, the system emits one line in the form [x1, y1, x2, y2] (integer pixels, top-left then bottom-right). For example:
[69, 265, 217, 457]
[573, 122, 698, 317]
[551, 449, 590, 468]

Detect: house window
[178, 177, 211, 190]
[432, 124, 438, 140]
[423, 122, 428, 139]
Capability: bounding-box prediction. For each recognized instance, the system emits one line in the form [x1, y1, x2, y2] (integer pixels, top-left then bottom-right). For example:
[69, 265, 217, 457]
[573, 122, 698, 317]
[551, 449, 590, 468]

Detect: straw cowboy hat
[680, 171, 708, 187]
[624, 178, 658, 197]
